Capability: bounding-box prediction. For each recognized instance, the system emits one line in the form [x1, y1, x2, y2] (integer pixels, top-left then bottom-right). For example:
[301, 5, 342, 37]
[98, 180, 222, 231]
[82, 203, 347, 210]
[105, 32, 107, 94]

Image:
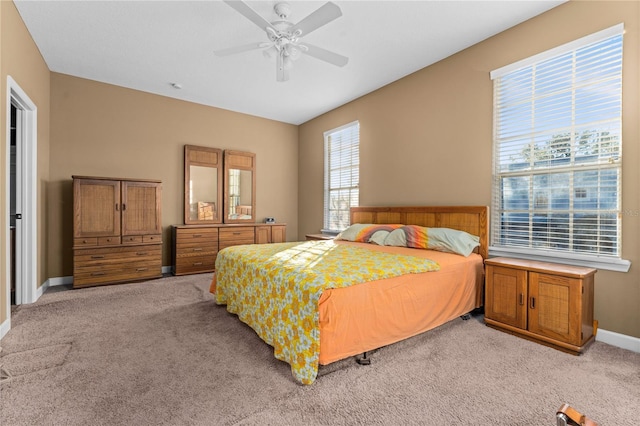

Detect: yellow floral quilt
[214, 240, 440, 384]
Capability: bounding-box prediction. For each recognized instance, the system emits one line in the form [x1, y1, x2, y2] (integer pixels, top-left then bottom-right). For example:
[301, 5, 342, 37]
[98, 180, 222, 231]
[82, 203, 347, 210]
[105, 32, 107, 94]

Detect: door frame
[5, 76, 37, 311]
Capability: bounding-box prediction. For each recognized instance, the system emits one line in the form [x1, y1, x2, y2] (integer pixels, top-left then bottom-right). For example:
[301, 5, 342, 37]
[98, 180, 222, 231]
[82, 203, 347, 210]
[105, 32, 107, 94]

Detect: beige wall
[49, 73, 299, 275]
[299, 1, 640, 338]
[0, 1, 50, 327]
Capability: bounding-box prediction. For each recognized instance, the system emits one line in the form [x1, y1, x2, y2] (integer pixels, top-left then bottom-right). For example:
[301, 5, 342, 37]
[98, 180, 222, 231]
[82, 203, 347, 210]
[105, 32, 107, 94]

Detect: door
[271, 225, 286, 243]
[121, 181, 161, 236]
[6, 76, 37, 309]
[485, 265, 528, 329]
[255, 226, 271, 244]
[9, 103, 18, 305]
[528, 272, 581, 345]
[73, 178, 121, 238]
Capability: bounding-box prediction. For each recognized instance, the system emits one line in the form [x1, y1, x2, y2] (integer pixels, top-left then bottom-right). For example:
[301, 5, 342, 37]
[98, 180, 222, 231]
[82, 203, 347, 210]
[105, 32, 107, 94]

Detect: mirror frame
[223, 150, 256, 224]
[184, 145, 223, 225]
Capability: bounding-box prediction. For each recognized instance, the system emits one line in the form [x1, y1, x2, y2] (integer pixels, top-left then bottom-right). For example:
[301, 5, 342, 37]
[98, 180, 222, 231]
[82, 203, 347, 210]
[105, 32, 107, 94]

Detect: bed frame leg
[461, 313, 471, 320]
[356, 352, 371, 365]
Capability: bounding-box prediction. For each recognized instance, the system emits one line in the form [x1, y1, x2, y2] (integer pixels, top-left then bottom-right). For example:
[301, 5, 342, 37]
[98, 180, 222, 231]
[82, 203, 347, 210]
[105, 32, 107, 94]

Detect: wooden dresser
[72, 176, 163, 288]
[484, 257, 596, 354]
[172, 223, 286, 275]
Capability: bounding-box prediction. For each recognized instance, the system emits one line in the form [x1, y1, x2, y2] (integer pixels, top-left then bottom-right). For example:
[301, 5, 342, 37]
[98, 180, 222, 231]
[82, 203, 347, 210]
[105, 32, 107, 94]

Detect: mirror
[224, 150, 256, 223]
[184, 145, 223, 224]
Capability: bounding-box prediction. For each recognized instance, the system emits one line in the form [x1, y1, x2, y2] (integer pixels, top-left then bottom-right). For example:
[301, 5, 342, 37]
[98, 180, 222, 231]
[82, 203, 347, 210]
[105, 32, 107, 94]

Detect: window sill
[488, 246, 631, 272]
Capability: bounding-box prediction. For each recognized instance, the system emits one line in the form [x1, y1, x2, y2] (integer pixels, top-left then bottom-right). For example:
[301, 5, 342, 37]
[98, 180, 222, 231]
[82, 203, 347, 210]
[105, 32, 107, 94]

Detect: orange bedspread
[210, 240, 484, 371]
[317, 242, 484, 365]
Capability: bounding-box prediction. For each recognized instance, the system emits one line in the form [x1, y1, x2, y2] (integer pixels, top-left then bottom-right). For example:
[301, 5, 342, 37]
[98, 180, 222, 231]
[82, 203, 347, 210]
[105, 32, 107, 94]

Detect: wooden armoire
[72, 176, 162, 288]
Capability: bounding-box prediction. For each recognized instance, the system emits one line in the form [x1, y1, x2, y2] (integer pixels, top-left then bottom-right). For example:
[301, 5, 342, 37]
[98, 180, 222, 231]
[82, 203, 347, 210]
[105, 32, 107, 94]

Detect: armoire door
[73, 178, 121, 238]
[121, 181, 162, 236]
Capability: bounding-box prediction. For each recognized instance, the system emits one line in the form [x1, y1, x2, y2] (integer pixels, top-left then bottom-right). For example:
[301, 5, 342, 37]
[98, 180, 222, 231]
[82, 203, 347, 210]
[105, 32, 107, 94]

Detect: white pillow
[369, 230, 390, 245]
[384, 229, 407, 247]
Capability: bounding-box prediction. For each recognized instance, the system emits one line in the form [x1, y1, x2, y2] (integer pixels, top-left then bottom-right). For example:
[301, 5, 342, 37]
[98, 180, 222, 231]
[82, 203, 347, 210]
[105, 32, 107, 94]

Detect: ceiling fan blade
[300, 43, 349, 67]
[290, 2, 342, 37]
[223, 0, 274, 32]
[277, 50, 289, 82]
[214, 42, 268, 57]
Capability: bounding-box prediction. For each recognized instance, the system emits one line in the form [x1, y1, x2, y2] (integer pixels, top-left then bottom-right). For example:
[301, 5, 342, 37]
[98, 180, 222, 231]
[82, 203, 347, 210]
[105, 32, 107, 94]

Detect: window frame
[322, 120, 360, 234]
[489, 24, 630, 272]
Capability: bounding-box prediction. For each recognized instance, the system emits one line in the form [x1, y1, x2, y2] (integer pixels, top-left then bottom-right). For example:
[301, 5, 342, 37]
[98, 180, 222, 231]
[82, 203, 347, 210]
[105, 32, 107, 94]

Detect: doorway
[6, 76, 37, 313]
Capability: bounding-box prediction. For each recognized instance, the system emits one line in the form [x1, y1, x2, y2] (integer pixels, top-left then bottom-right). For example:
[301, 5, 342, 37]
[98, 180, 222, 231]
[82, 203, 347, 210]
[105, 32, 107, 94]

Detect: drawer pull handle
[115, 203, 119, 211]
[193, 248, 203, 252]
[91, 272, 106, 276]
[136, 268, 148, 272]
[193, 234, 202, 238]
[233, 232, 241, 235]
[519, 293, 524, 305]
[136, 252, 148, 256]
[83, 240, 88, 244]
[193, 262, 203, 266]
[91, 255, 105, 259]
[530, 297, 536, 309]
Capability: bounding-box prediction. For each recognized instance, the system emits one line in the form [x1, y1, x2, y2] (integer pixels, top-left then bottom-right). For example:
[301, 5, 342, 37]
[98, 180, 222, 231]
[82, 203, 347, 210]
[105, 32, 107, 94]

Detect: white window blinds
[323, 121, 360, 233]
[491, 24, 623, 261]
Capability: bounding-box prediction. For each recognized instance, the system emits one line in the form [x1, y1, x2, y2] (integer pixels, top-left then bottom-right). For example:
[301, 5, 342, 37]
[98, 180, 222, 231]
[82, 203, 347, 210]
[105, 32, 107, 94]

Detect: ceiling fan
[215, 1, 349, 82]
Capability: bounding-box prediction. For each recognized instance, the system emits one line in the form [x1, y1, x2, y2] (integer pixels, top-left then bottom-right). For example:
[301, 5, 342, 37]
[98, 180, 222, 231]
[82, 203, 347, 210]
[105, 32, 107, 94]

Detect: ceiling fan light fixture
[287, 46, 301, 60]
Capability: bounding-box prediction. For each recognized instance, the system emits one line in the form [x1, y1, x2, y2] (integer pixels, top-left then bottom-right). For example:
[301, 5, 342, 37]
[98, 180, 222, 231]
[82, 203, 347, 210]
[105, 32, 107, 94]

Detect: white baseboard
[46, 275, 73, 287]
[596, 328, 640, 353]
[0, 317, 10, 340]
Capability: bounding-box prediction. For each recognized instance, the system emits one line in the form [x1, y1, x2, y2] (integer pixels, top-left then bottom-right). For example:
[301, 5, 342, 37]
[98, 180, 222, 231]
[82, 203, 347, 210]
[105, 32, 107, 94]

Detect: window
[490, 24, 628, 271]
[323, 121, 360, 233]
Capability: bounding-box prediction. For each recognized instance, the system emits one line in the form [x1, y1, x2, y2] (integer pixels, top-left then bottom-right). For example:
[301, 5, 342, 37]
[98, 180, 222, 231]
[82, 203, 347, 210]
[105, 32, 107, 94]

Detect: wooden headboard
[350, 206, 489, 259]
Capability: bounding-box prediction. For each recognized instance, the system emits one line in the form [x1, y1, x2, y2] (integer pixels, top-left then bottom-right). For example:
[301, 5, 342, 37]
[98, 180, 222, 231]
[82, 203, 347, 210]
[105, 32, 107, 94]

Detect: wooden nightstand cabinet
[484, 257, 596, 355]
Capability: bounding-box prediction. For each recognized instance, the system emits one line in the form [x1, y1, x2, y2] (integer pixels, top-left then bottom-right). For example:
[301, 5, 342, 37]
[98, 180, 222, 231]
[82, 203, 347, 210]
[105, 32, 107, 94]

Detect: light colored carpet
[0, 274, 638, 425]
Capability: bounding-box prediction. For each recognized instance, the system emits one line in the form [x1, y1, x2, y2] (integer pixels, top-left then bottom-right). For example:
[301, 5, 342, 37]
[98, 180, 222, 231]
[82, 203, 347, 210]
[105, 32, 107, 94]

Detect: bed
[210, 206, 488, 384]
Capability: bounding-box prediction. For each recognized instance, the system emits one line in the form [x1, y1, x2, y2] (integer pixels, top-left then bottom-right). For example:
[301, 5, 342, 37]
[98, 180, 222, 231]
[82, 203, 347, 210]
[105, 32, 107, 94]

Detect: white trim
[489, 246, 631, 272]
[322, 120, 359, 138]
[596, 328, 640, 353]
[47, 275, 73, 287]
[0, 316, 10, 340]
[490, 23, 624, 79]
[6, 76, 38, 307]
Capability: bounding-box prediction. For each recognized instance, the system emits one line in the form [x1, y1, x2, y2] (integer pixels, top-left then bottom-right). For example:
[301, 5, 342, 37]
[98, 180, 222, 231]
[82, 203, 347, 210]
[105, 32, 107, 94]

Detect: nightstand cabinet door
[485, 265, 528, 329]
[528, 272, 582, 346]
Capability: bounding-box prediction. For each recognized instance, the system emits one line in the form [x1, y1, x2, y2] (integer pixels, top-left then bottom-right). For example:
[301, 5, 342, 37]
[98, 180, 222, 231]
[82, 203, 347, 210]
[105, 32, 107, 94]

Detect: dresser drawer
[75, 244, 162, 263]
[219, 227, 255, 249]
[174, 254, 217, 275]
[98, 236, 121, 246]
[73, 244, 162, 288]
[176, 227, 219, 241]
[143, 234, 162, 243]
[74, 237, 98, 247]
[175, 227, 218, 254]
[73, 260, 161, 287]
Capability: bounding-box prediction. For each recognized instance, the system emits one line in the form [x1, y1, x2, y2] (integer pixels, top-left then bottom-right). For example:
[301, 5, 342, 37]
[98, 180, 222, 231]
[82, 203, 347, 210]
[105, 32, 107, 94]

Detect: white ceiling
[14, 0, 565, 125]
